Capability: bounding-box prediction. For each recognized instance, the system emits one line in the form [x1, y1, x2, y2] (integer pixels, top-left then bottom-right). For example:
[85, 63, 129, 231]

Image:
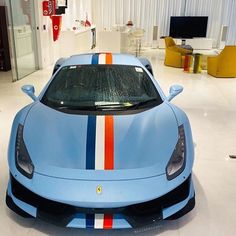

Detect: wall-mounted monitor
[169, 16, 208, 39]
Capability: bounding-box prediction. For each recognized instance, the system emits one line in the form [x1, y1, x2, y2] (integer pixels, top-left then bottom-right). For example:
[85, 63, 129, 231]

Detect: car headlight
[15, 124, 34, 178]
[166, 124, 186, 180]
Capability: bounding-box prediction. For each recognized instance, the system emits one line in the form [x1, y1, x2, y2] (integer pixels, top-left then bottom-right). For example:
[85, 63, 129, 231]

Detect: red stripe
[104, 116, 114, 170]
[103, 214, 113, 229]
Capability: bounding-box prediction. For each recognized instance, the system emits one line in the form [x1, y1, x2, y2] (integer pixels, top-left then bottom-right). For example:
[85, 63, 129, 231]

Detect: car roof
[62, 53, 144, 67]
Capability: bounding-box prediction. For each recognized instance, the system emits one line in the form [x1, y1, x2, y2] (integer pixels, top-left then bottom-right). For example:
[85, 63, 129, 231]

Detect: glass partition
[9, 0, 38, 81]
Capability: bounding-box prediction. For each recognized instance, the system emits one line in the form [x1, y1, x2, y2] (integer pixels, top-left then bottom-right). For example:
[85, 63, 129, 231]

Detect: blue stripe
[86, 214, 95, 228]
[92, 53, 99, 64]
[86, 116, 96, 169]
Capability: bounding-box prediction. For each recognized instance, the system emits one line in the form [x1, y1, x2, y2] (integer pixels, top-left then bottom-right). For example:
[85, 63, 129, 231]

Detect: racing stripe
[94, 214, 104, 229]
[91, 53, 112, 65]
[95, 116, 105, 170]
[86, 116, 96, 169]
[105, 116, 114, 170]
[106, 53, 113, 64]
[86, 214, 95, 228]
[98, 53, 106, 64]
[87, 53, 114, 170]
[86, 214, 113, 229]
[94, 116, 114, 170]
[103, 214, 113, 229]
[91, 53, 99, 64]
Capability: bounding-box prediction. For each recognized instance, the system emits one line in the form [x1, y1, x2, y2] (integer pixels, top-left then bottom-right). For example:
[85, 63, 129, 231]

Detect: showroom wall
[185, 0, 236, 46]
[93, 0, 236, 46]
[92, 0, 185, 46]
[62, 0, 92, 30]
[1, 0, 93, 71]
[36, 0, 92, 69]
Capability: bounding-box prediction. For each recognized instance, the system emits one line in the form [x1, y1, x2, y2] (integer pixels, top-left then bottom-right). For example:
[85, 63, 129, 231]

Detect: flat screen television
[169, 16, 208, 38]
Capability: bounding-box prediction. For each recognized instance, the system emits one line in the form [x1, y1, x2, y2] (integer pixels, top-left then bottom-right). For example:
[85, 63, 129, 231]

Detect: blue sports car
[6, 53, 195, 229]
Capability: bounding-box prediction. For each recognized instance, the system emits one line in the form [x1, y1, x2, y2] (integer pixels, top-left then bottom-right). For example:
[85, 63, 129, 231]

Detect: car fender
[168, 103, 194, 172]
[8, 103, 36, 170]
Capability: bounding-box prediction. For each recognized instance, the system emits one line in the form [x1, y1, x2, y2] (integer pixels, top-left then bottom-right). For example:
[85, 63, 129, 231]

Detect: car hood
[23, 102, 178, 180]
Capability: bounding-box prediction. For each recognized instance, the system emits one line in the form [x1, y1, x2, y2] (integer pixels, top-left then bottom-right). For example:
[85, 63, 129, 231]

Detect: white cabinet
[14, 25, 33, 57]
[185, 38, 213, 50]
[57, 26, 96, 58]
[98, 31, 129, 53]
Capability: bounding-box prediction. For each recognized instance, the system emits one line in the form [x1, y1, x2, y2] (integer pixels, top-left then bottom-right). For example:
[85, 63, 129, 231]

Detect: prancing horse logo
[96, 185, 102, 194]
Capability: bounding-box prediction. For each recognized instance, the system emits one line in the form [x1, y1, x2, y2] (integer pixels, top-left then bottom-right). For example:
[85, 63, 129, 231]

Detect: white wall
[92, 0, 186, 47]
[35, 1, 57, 69]
[185, 0, 236, 46]
[36, 0, 92, 69]
[61, 0, 92, 30]
[93, 0, 236, 46]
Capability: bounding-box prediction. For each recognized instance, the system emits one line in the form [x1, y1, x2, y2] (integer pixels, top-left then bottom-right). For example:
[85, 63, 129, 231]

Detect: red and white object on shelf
[42, 0, 55, 16]
[42, 0, 67, 41]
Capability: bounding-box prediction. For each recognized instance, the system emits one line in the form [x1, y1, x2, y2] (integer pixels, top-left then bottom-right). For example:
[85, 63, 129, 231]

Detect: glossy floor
[0, 49, 236, 236]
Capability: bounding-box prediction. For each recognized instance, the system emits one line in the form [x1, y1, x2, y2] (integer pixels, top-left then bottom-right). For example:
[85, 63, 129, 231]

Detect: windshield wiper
[56, 105, 95, 111]
[128, 98, 158, 109]
[56, 104, 129, 111]
[95, 103, 131, 110]
[54, 99, 158, 112]
[96, 99, 158, 110]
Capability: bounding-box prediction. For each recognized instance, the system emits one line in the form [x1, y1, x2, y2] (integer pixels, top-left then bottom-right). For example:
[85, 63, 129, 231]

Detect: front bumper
[6, 174, 195, 229]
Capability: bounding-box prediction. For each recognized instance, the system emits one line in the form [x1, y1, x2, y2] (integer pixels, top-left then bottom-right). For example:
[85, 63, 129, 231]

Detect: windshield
[41, 65, 163, 114]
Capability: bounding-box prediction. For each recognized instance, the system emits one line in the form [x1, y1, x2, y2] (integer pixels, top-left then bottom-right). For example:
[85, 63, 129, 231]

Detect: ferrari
[6, 53, 195, 229]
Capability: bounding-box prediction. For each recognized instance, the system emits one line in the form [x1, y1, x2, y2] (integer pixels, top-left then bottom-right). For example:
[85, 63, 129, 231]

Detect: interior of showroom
[0, 0, 236, 235]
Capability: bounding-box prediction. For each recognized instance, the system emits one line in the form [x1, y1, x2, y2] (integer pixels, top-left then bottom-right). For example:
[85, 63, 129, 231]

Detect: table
[194, 50, 220, 70]
[183, 53, 203, 73]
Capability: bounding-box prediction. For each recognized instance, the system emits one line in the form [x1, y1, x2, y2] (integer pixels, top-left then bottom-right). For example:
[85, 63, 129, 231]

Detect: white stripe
[94, 214, 104, 229]
[99, 53, 106, 64]
[95, 116, 105, 170]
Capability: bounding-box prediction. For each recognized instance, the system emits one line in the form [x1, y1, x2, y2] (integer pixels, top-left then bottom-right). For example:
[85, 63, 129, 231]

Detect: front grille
[10, 174, 191, 227]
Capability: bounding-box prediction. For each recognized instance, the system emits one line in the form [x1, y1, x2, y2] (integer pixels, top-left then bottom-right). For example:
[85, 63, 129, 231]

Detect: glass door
[9, 0, 38, 81]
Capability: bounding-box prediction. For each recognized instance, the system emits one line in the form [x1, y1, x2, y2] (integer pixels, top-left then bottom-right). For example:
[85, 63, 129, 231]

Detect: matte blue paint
[7, 53, 195, 229]
[7, 182, 37, 217]
[17, 102, 180, 180]
[7, 170, 192, 209]
[86, 116, 96, 170]
[66, 213, 86, 228]
[112, 214, 132, 229]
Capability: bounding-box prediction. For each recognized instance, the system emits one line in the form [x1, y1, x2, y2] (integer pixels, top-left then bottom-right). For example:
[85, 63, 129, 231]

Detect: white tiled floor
[1, 49, 236, 235]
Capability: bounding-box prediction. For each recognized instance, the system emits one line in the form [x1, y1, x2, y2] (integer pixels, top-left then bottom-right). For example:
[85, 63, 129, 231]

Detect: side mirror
[21, 85, 38, 101]
[167, 84, 183, 101]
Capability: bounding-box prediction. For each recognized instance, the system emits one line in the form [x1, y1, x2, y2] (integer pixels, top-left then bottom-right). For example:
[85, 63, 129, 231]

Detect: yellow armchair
[164, 37, 192, 68]
[207, 46, 236, 78]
